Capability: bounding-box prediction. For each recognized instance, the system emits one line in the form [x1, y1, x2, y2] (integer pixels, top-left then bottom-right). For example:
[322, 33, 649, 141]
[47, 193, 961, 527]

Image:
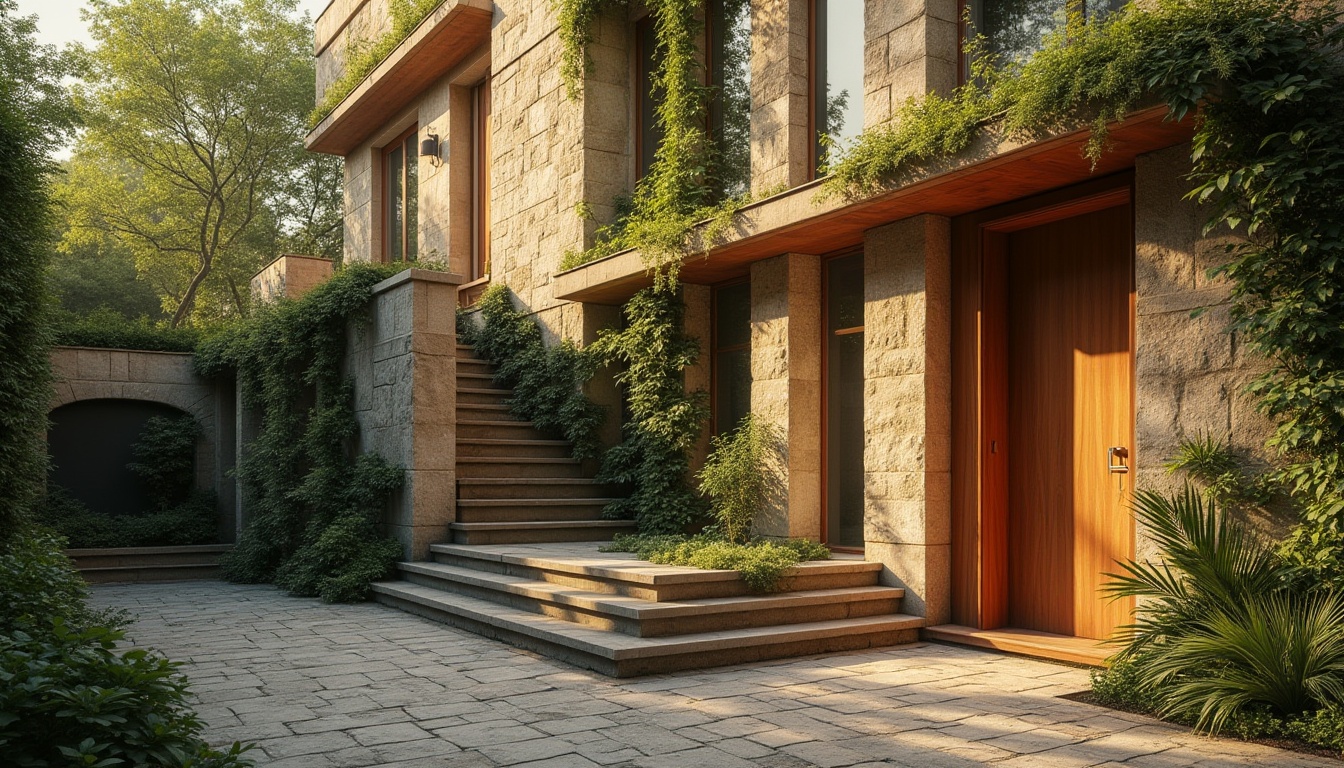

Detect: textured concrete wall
[749, 253, 822, 539]
[751, 0, 810, 193]
[250, 255, 335, 303]
[345, 269, 464, 559]
[864, 0, 958, 128]
[861, 215, 952, 623]
[1134, 145, 1280, 545]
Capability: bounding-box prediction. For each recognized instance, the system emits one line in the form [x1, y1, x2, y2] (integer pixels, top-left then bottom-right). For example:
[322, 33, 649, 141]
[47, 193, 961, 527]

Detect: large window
[824, 252, 864, 549]
[712, 281, 752, 435]
[472, 77, 492, 281]
[965, 0, 1125, 68]
[635, 15, 662, 183]
[383, 126, 418, 262]
[708, 0, 751, 199]
[812, 0, 864, 175]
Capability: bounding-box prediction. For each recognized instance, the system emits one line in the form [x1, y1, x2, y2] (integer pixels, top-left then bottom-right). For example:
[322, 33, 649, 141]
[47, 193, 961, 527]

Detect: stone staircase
[450, 343, 634, 545]
[68, 544, 233, 584]
[370, 343, 924, 676]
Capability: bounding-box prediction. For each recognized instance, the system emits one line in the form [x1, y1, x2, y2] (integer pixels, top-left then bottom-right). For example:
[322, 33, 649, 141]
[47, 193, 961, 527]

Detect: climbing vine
[195, 263, 407, 602]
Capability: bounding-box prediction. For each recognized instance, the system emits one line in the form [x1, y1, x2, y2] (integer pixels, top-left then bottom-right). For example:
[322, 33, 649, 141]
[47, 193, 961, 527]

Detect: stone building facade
[306, 0, 1275, 656]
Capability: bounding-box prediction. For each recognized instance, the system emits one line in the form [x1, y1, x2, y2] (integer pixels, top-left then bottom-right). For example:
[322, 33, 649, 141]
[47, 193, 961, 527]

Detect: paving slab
[90, 582, 1340, 767]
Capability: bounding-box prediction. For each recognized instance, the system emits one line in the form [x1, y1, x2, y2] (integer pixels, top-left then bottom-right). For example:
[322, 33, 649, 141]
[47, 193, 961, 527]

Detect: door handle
[1108, 446, 1130, 474]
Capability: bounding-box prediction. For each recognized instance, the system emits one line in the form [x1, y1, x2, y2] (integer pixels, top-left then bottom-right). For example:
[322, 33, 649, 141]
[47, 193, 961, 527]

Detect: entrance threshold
[923, 624, 1112, 667]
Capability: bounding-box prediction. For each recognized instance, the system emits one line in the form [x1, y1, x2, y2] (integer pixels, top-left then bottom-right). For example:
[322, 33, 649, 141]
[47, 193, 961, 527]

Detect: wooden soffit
[305, 0, 493, 156]
[553, 106, 1194, 304]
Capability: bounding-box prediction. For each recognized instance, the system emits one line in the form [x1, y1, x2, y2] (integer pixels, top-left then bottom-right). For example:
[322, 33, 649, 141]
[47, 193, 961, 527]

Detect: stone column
[862, 215, 952, 623]
[751, 0, 811, 194]
[864, 0, 959, 128]
[350, 269, 464, 559]
[750, 253, 822, 540]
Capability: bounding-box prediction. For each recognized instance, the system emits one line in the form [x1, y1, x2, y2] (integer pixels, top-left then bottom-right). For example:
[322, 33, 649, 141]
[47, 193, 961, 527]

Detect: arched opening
[47, 399, 193, 518]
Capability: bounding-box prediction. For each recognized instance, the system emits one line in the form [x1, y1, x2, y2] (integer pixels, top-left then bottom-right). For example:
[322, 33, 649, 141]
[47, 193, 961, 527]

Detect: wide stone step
[455, 358, 495, 374]
[456, 498, 618, 523]
[396, 561, 905, 637]
[457, 371, 503, 387]
[456, 456, 587, 479]
[429, 543, 885, 601]
[458, 478, 625, 500]
[456, 344, 481, 359]
[456, 437, 572, 459]
[458, 386, 512, 405]
[371, 582, 923, 677]
[456, 403, 524, 421]
[456, 419, 549, 440]
[449, 520, 635, 545]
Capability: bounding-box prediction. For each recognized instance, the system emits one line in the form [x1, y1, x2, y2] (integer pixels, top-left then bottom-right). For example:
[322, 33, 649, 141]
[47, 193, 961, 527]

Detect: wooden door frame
[950, 172, 1135, 630]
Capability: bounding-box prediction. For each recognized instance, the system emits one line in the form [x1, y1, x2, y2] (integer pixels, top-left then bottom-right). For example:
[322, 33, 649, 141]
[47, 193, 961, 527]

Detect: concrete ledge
[371, 267, 468, 295]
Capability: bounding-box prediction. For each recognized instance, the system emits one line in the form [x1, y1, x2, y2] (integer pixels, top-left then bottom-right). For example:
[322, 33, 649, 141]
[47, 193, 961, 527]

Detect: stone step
[79, 562, 223, 584]
[456, 437, 572, 459]
[456, 403, 524, 421]
[372, 582, 923, 677]
[455, 498, 618, 523]
[457, 371, 505, 388]
[449, 520, 635, 545]
[455, 344, 481, 359]
[456, 456, 587, 479]
[457, 478, 625, 500]
[396, 561, 905, 637]
[66, 544, 233, 570]
[458, 386, 513, 405]
[456, 419, 549, 440]
[429, 543, 885, 601]
[455, 357, 494, 374]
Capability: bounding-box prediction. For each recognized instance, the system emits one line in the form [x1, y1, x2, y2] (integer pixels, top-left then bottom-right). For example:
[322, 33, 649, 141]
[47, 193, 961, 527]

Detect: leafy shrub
[0, 531, 126, 636]
[35, 488, 218, 549]
[51, 307, 201, 352]
[458, 285, 605, 460]
[603, 534, 830, 593]
[697, 414, 780, 544]
[129, 414, 201, 507]
[0, 622, 253, 768]
[1166, 433, 1274, 507]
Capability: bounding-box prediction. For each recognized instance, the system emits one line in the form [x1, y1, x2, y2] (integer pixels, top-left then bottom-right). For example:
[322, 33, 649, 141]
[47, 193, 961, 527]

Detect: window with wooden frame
[383, 126, 419, 262]
[711, 281, 752, 436]
[960, 0, 1125, 79]
[822, 250, 865, 550]
[634, 15, 664, 183]
[810, 0, 865, 177]
[472, 76, 492, 281]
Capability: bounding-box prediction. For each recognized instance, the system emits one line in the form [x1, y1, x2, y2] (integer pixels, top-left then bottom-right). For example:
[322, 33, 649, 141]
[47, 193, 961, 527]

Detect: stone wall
[315, 0, 393, 105]
[343, 269, 463, 558]
[861, 215, 952, 623]
[250, 254, 335, 304]
[750, 0, 810, 194]
[863, 0, 958, 128]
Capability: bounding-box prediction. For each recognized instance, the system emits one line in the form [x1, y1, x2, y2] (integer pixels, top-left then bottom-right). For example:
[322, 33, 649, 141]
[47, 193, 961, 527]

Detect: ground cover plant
[458, 285, 605, 459]
[51, 307, 201, 353]
[196, 263, 408, 602]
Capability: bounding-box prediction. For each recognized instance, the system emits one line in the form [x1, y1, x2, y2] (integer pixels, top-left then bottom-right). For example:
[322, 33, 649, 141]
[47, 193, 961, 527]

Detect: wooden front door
[950, 181, 1136, 642]
[1004, 204, 1134, 640]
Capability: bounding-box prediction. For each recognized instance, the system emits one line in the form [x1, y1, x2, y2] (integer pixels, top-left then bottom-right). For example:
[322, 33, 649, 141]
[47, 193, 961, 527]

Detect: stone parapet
[250, 254, 335, 303]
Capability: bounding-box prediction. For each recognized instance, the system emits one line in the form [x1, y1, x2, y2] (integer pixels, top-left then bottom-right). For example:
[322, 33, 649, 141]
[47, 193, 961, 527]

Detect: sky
[14, 0, 331, 48]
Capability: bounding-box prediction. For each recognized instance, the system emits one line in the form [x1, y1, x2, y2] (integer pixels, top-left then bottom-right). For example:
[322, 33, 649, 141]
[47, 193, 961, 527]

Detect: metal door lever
[1108, 446, 1130, 474]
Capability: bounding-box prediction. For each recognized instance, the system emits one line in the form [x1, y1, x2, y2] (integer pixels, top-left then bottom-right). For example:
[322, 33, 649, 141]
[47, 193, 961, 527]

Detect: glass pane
[826, 252, 864, 548]
[814, 0, 865, 170]
[711, 0, 751, 199]
[715, 348, 752, 436]
[404, 134, 418, 261]
[637, 16, 663, 181]
[971, 0, 1068, 64]
[715, 282, 751, 349]
[387, 146, 403, 262]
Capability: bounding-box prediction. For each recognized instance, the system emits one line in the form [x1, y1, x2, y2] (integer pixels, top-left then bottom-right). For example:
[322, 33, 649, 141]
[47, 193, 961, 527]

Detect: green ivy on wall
[195, 263, 407, 602]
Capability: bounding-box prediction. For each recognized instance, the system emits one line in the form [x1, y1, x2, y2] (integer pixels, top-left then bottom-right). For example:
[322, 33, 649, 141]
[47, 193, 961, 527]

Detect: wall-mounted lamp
[420, 134, 441, 166]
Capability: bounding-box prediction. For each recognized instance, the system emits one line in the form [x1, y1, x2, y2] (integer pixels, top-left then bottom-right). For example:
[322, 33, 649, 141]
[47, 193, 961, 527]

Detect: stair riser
[455, 358, 493, 372]
[457, 482, 623, 500]
[456, 423, 549, 440]
[456, 405, 522, 422]
[400, 571, 631, 633]
[450, 525, 634, 546]
[455, 504, 614, 523]
[455, 461, 586, 479]
[458, 390, 512, 405]
[456, 442, 572, 459]
[81, 565, 222, 584]
[429, 552, 882, 600]
[457, 376, 503, 390]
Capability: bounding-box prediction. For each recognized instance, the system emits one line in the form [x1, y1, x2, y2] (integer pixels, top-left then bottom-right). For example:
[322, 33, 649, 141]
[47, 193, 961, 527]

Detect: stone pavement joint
[90, 582, 1335, 768]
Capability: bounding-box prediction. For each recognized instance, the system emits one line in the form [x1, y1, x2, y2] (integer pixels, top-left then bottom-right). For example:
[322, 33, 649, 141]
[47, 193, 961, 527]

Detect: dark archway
[48, 399, 191, 518]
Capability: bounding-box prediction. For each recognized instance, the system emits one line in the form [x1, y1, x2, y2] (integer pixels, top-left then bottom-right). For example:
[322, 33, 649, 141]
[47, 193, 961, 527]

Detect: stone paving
[91, 582, 1335, 768]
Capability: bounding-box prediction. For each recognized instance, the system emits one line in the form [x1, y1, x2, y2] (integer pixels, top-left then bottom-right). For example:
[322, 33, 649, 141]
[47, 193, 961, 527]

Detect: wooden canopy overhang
[305, 0, 493, 157]
[552, 106, 1194, 305]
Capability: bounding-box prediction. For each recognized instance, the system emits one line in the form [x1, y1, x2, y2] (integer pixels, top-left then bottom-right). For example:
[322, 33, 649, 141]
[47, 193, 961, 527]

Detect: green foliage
[36, 489, 219, 550]
[591, 287, 709, 533]
[603, 533, 831, 593]
[45, 218, 164, 321]
[0, 0, 70, 543]
[0, 622, 253, 768]
[458, 285, 605, 460]
[310, 0, 444, 126]
[0, 532, 127, 637]
[196, 263, 406, 602]
[697, 414, 780, 544]
[1166, 433, 1274, 507]
[129, 414, 202, 507]
[51, 307, 202, 352]
[1281, 522, 1344, 593]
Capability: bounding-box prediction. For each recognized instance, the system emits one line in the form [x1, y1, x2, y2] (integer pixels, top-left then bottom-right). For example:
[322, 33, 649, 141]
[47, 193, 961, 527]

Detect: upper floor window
[635, 15, 663, 183]
[812, 0, 864, 175]
[472, 77, 492, 281]
[965, 0, 1125, 68]
[708, 0, 751, 199]
[384, 126, 418, 262]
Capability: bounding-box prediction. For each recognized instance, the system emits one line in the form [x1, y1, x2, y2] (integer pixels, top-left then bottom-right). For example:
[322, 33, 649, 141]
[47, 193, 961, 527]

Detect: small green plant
[129, 414, 201, 507]
[1166, 433, 1273, 507]
[458, 285, 605, 459]
[35, 488, 218, 549]
[0, 531, 127, 636]
[603, 533, 830, 593]
[697, 414, 780, 544]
